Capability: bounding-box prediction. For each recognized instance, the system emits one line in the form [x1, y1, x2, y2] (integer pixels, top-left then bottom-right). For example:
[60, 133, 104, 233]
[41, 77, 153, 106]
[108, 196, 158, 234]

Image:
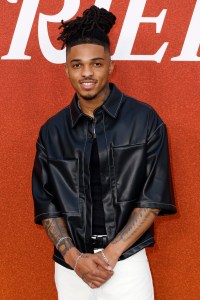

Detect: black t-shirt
[90, 138, 106, 235]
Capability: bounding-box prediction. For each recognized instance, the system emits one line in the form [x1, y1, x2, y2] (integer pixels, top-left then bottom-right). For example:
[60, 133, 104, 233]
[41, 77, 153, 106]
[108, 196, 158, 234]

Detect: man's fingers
[83, 270, 104, 282]
[94, 255, 113, 271]
[81, 268, 113, 285]
[91, 268, 112, 281]
[88, 278, 111, 289]
[89, 280, 102, 289]
[76, 252, 114, 287]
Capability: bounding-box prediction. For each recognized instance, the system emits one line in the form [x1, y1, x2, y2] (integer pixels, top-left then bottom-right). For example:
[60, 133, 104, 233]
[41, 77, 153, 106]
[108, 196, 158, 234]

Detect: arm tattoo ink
[58, 238, 75, 257]
[111, 208, 160, 244]
[42, 217, 75, 256]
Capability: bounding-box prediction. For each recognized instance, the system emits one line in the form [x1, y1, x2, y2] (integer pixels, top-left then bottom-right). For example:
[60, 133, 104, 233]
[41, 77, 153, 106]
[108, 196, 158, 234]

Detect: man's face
[66, 43, 114, 101]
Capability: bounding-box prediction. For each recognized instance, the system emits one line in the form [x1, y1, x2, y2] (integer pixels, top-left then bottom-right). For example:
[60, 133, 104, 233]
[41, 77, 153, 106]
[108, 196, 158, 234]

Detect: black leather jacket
[32, 84, 176, 268]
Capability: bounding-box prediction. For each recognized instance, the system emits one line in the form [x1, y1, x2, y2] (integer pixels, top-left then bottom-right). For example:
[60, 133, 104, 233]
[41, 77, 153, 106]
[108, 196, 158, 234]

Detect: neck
[77, 86, 110, 118]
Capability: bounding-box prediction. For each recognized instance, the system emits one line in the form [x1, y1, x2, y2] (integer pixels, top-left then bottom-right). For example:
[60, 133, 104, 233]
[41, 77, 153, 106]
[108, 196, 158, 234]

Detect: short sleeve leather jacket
[32, 84, 176, 268]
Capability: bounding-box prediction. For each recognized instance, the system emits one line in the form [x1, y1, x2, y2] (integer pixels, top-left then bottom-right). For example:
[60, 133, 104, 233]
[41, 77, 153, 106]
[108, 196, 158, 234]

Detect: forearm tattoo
[42, 217, 74, 256]
[111, 208, 159, 244]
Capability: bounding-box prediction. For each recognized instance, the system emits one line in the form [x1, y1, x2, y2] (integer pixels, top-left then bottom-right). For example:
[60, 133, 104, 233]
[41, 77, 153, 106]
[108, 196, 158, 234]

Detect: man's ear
[109, 60, 115, 74]
[65, 63, 69, 77]
[65, 64, 69, 77]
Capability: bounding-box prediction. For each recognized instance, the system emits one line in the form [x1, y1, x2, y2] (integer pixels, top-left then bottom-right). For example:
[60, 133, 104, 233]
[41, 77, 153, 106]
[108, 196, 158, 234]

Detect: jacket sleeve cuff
[34, 202, 62, 225]
[134, 200, 177, 216]
[34, 212, 62, 225]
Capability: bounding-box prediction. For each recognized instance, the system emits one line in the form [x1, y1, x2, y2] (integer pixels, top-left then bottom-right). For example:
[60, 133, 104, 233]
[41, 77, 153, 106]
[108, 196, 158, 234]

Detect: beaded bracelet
[56, 236, 72, 250]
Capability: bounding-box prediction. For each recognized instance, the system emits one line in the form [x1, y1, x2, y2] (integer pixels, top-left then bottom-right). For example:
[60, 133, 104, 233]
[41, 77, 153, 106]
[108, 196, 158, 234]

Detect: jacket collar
[70, 83, 124, 128]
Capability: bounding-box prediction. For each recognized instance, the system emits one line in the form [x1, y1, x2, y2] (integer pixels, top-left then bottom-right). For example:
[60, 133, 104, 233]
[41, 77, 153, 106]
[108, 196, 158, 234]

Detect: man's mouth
[79, 81, 97, 90]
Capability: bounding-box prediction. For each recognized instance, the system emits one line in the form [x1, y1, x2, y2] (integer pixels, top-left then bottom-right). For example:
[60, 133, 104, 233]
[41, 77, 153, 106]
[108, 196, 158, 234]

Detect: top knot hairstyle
[58, 5, 116, 52]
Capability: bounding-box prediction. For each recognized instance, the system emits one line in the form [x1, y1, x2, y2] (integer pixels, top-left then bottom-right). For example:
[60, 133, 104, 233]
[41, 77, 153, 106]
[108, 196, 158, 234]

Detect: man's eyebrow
[70, 57, 105, 63]
[91, 57, 105, 61]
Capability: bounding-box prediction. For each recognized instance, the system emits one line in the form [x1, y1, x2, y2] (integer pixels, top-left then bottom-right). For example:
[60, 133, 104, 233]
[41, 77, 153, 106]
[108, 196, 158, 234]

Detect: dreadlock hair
[58, 5, 116, 53]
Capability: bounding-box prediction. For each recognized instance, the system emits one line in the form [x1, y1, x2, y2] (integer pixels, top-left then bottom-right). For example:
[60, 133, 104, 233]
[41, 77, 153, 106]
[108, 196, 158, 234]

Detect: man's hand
[41, 217, 113, 288]
[99, 248, 119, 269]
[74, 252, 113, 289]
[101, 207, 160, 269]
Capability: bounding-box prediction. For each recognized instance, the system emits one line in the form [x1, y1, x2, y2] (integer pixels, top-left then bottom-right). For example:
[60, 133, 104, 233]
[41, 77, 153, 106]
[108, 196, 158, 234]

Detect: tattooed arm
[42, 217, 79, 268]
[42, 217, 113, 288]
[103, 208, 160, 268]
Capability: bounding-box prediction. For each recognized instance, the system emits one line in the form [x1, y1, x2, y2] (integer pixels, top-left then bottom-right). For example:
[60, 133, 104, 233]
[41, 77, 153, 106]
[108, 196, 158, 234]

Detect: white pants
[55, 249, 154, 300]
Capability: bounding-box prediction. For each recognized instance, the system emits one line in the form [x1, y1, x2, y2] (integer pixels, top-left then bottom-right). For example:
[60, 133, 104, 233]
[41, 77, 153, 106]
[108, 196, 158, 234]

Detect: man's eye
[73, 64, 81, 69]
[94, 63, 102, 67]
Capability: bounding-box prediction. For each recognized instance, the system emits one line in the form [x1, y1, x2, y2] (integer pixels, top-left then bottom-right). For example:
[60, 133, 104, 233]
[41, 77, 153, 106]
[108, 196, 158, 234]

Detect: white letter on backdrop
[94, 0, 112, 11]
[39, 0, 112, 64]
[172, 0, 200, 61]
[2, 0, 40, 60]
[112, 0, 168, 62]
[38, 0, 80, 64]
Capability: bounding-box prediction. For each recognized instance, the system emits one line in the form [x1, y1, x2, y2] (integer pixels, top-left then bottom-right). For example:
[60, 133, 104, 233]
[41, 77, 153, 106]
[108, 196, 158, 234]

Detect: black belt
[91, 235, 108, 249]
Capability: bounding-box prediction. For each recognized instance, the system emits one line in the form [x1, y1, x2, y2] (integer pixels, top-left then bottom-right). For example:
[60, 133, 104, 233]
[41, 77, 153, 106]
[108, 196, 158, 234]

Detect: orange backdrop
[1, 1, 200, 299]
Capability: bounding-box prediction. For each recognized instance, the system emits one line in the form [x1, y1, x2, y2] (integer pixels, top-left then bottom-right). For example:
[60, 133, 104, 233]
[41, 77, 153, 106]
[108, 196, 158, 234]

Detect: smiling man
[32, 5, 176, 300]
[66, 43, 114, 115]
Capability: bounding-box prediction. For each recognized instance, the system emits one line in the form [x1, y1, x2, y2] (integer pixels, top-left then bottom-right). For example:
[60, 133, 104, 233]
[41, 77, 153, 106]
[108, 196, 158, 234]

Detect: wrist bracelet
[56, 236, 72, 250]
[74, 253, 83, 272]
[100, 250, 110, 266]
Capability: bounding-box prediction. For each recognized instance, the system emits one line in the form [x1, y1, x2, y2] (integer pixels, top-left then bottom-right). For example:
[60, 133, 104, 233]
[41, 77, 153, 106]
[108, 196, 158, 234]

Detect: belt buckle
[91, 235, 99, 247]
[91, 235, 106, 248]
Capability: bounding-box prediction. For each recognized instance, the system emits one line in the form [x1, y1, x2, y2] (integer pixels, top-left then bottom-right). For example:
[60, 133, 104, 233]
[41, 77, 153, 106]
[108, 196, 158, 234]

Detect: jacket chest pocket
[48, 159, 79, 214]
[111, 144, 146, 202]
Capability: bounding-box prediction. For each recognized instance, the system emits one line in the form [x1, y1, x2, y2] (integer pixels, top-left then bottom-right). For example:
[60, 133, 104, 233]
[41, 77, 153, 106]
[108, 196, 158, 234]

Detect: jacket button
[88, 133, 93, 139]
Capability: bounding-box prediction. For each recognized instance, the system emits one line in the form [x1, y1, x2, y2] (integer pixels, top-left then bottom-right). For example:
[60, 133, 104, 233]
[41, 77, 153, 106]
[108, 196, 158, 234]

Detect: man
[32, 5, 176, 300]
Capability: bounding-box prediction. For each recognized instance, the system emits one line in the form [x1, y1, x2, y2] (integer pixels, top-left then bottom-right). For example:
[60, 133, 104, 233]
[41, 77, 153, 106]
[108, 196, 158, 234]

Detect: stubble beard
[78, 83, 110, 101]
[79, 93, 98, 101]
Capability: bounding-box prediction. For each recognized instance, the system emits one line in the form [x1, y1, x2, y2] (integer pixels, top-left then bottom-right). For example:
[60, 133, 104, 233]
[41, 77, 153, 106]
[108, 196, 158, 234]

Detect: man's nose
[81, 65, 94, 77]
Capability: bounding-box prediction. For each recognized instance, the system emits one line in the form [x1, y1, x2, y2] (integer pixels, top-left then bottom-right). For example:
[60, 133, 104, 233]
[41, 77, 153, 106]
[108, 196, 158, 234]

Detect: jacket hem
[119, 237, 155, 261]
[53, 254, 73, 270]
[53, 237, 155, 269]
